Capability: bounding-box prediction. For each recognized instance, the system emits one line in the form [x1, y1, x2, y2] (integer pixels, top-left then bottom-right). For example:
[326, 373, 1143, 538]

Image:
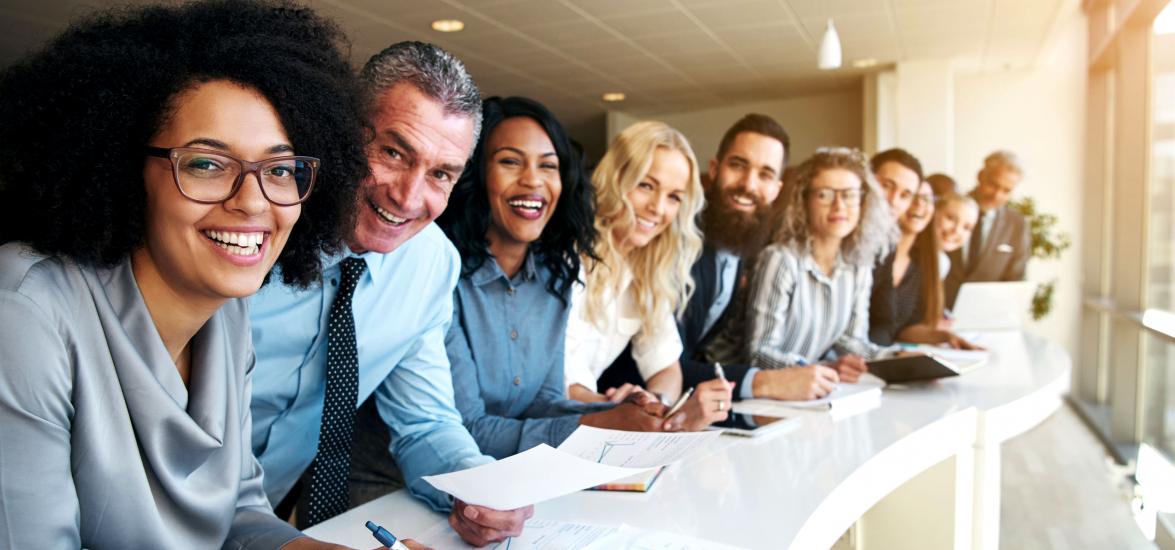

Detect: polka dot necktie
[302, 256, 366, 528]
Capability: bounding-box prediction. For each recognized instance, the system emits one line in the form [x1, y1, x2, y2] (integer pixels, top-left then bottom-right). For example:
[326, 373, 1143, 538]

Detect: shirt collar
[800, 247, 846, 283]
[714, 248, 739, 266]
[470, 248, 539, 287]
[323, 247, 392, 284]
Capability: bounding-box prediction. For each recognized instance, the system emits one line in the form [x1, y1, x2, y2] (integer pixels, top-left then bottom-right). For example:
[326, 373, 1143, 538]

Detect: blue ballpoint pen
[366, 520, 411, 550]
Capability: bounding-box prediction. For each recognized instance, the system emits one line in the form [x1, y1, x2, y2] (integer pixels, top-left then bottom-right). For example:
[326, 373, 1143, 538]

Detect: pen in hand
[663, 387, 694, 420]
[366, 520, 411, 550]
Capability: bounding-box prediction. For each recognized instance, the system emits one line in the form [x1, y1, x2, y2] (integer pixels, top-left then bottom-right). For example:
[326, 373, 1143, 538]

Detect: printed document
[421, 444, 650, 510]
[556, 425, 721, 468]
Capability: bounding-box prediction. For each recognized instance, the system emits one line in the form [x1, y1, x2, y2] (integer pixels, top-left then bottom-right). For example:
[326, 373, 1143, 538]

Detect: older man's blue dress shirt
[248, 224, 491, 512]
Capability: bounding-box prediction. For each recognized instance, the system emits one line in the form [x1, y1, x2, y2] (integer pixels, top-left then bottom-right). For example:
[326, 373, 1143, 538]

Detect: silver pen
[664, 387, 695, 418]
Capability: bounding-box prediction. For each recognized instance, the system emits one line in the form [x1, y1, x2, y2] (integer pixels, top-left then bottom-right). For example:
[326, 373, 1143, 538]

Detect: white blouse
[563, 266, 683, 393]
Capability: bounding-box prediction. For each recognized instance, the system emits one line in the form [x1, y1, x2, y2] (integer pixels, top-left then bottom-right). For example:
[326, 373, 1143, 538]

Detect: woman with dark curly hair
[436, 97, 667, 460]
[0, 1, 367, 548]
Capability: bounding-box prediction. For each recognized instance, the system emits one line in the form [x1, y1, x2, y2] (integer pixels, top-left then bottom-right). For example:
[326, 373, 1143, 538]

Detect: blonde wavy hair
[770, 147, 895, 267]
[584, 121, 705, 334]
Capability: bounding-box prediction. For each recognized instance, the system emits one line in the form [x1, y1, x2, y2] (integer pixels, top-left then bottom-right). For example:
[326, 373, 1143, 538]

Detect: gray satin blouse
[0, 243, 301, 549]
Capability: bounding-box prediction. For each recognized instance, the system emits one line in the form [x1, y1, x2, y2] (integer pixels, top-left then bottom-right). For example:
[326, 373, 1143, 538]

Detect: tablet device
[709, 412, 801, 438]
[866, 353, 984, 384]
[951, 281, 1035, 330]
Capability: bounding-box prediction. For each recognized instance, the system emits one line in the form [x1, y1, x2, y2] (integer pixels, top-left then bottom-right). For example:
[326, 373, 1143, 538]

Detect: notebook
[866, 350, 986, 384]
[589, 466, 665, 492]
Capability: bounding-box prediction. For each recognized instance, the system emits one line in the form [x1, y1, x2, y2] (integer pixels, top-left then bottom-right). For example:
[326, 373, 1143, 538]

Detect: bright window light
[1155, 2, 1175, 35]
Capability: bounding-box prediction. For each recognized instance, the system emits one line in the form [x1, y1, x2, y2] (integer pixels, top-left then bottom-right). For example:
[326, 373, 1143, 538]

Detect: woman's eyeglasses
[145, 146, 320, 206]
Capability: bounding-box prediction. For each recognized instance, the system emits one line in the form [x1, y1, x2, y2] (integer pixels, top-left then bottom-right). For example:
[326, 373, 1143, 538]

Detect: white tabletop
[308, 330, 1071, 549]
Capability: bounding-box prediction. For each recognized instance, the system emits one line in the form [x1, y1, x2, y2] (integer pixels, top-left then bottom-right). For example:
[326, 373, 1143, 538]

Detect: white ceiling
[0, 0, 1067, 129]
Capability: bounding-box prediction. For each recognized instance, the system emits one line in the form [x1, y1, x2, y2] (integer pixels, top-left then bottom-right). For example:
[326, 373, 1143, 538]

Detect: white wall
[897, 60, 956, 175]
[606, 89, 862, 167]
[952, 1, 1087, 357]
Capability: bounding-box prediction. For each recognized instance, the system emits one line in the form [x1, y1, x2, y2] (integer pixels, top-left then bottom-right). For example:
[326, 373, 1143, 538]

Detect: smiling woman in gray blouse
[0, 2, 367, 548]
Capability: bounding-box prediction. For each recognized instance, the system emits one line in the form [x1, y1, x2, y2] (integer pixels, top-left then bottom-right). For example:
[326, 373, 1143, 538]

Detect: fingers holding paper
[663, 378, 734, 432]
[448, 500, 532, 547]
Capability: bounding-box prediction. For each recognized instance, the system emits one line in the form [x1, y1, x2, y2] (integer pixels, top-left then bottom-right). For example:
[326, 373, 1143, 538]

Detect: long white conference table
[308, 330, 1071, 549]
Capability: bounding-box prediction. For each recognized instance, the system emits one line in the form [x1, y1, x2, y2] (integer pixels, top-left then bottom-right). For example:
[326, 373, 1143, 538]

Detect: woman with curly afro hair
[0, 1, 369, 548]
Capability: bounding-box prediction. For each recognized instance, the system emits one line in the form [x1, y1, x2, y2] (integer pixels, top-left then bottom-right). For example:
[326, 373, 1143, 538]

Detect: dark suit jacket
[944, 205, 1030, 307]
[596, 245, 755, 399]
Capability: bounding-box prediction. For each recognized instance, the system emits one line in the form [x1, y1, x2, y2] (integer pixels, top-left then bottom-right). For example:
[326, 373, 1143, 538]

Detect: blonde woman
[935, 191, 981, 277]
[708, 148, 894, 384]
[564, 121, 733, 431]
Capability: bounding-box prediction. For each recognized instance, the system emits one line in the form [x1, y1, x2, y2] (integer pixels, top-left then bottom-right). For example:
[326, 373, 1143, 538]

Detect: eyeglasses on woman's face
[806, 186, 864, 207]
[145, 146, 319, 206]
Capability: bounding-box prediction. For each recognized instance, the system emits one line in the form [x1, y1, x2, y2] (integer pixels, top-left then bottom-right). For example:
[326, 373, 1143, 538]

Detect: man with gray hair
[248, 41, 531, 546]
[944, 150, 1031, 306]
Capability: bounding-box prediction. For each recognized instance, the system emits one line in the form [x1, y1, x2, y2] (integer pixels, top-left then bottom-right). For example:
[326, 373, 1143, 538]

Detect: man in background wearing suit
[600, 114, 845, 401]
[945, 150, 1031, 307]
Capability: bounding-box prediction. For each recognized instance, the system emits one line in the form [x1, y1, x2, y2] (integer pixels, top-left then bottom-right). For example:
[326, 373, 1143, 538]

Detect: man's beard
[700, 182, 772, 259]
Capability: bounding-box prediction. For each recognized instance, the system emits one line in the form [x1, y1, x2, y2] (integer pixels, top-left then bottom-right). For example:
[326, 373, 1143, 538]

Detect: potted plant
[1008, 196, 1072, 320]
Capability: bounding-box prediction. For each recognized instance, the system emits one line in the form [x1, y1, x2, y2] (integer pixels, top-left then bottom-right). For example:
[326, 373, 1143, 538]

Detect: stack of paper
[422, 427, 720, 508]
[419, 519, 748, 550]
[733, 373, 884, 421]
[588, 467, 664, 492]
[913, 346, 989, 372]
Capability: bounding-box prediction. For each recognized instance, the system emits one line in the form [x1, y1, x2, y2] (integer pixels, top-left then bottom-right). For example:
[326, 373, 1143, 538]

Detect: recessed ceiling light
[852, 58, 878, 68]
[431, 19, 465, 32]
[602, 92, 626, 102]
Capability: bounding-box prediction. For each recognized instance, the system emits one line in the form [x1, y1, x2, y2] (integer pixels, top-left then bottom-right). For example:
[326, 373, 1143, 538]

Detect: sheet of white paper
[556, 426, 722, 468]
[421, 444, 651, 510]
[734, 374, 884, 415]
[582, 524, 749, 550]
[416, 520, 481, 550]
[418, 518, 617, 550]
[914, 346, 990, 369]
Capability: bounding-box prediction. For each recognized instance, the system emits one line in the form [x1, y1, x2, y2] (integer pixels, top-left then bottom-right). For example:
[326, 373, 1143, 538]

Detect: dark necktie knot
[338, 257, 366, 298]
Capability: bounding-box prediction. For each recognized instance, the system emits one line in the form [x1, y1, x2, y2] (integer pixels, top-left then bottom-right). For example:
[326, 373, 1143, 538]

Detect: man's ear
[708, 158, 719, 183]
